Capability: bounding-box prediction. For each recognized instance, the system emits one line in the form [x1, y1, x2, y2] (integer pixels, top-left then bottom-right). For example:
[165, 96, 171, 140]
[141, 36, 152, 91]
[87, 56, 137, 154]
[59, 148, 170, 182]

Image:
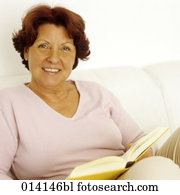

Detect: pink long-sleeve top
[0, 80, 145, 180]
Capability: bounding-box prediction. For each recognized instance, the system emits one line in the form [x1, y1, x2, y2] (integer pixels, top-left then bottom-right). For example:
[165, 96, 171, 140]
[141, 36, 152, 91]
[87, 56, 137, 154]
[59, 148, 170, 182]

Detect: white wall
[0, 0, 180, 76]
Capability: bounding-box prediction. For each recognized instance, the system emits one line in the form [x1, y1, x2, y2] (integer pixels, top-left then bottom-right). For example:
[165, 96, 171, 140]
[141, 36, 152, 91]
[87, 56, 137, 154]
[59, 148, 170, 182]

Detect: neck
[26, 81, 71, 102]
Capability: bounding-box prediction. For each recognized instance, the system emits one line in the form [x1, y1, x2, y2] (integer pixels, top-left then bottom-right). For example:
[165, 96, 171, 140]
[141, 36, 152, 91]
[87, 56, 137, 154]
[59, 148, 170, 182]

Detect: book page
[122, 127, 169, 162]
[67, 156, 127, 180]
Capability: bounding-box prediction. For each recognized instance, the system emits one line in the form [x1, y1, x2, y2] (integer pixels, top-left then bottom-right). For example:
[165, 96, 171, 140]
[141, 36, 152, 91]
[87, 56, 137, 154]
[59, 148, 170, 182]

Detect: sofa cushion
[70, 67, 169, 135]
[0, 74, 31, 89]
[144, 62, 180, 132]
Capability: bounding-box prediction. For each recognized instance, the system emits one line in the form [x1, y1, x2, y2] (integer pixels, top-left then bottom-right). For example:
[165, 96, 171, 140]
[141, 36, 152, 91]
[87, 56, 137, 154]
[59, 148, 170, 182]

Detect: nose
[47, 48, 60, 64]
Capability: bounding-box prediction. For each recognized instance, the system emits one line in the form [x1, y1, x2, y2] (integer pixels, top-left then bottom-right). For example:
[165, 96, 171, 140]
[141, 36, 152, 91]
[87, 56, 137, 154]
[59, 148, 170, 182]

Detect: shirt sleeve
[0, 109, 18, 180]
[106, 90, 145, 149]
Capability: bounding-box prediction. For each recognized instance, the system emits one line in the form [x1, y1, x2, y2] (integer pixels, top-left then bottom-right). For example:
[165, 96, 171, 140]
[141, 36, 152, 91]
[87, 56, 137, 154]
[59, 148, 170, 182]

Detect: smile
[42, 67, 61, 73]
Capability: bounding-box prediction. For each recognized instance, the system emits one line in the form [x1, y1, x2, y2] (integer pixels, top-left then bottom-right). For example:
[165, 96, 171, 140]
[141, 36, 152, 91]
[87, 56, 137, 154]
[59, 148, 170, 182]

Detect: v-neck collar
[22, 80, 82, 120]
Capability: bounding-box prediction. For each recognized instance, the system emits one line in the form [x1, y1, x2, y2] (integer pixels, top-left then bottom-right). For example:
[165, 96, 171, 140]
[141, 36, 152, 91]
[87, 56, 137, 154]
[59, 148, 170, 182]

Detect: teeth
[42, 68, 60, 73]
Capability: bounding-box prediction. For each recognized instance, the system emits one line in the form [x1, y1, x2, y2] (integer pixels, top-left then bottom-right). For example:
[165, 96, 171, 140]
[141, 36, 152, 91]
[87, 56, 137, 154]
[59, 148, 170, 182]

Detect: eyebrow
[36, 39, 74, 45]
[36, 39, 50, 44]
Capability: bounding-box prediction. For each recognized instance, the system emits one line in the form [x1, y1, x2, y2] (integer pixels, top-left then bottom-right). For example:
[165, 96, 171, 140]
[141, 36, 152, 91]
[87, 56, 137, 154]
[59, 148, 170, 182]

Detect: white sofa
[0, 61, 180, 146]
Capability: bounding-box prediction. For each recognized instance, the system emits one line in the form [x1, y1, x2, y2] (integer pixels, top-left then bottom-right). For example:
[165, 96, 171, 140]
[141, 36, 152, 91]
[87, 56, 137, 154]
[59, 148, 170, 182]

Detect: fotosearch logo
[76, 182, 158, 192]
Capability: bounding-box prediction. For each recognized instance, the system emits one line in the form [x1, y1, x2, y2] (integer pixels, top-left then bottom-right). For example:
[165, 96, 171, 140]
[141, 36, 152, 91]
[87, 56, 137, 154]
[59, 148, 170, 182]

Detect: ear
[24, 47, 29, 61]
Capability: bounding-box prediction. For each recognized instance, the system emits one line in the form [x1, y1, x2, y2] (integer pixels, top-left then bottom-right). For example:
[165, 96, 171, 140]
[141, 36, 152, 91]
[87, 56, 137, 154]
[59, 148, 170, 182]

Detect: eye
[38, 44, 49, 49]
[62, 46, 71, 52]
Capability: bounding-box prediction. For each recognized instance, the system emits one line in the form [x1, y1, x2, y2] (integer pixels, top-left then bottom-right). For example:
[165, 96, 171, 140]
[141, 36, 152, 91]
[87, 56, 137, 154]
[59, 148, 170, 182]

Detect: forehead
[36, 23, 73, 43]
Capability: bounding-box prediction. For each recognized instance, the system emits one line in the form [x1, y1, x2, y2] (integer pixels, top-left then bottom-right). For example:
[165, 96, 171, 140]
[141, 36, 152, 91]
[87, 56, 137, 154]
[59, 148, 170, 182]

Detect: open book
[67, 127, 170, 180]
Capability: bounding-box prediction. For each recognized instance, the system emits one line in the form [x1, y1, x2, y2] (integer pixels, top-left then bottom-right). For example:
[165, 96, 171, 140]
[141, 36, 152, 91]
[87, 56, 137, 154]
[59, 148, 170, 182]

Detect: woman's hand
[126, 143, 153, 161]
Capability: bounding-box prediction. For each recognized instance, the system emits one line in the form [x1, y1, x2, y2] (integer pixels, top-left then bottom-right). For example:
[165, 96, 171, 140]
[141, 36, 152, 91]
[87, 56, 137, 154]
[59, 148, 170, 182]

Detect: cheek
[65, 54, 76, 67]
[28, 52, 45, 67]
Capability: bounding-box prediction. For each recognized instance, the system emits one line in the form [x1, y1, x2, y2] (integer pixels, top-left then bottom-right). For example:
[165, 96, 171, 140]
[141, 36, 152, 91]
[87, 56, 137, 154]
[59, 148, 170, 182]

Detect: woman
[0, 5, 179, 180]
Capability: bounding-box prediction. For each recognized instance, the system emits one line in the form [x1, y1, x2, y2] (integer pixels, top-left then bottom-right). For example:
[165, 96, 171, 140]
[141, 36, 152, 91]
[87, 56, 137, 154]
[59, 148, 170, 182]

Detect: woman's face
[24, 23, 76, 89]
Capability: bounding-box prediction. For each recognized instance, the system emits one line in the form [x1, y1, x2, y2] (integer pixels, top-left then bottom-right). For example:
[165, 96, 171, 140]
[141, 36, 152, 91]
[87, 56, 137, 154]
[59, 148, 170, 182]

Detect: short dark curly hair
[12, 4, 90, 70]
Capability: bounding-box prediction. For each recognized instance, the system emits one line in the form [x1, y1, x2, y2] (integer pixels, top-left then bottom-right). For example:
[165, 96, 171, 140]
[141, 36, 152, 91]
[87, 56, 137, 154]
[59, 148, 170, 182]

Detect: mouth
[42, 67, 61, 73]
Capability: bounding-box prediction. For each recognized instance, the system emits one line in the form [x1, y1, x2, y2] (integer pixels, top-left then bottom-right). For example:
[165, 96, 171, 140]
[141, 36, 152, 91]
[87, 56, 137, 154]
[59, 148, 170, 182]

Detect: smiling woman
[12, 5, 90, 94]
[24, 24, 76, 89]
[12, 5, 90, 70]
[11, 5, 90, 118]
